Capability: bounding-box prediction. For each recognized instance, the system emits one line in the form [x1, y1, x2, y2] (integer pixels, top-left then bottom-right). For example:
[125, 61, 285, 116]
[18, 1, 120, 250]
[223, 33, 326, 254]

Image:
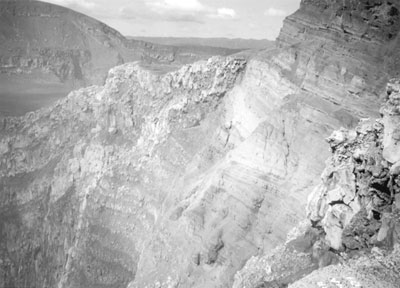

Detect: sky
[41, 0, 301, 40]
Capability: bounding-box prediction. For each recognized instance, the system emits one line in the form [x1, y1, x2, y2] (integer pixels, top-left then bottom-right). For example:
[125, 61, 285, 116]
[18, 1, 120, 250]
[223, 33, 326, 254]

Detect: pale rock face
[293, 80, 400, 287]
[289, 244, 400, 288]
[233, 1, 400, 286]
[233, 79, 400, 288]
[0, 48, 376, 287]
[0, 57, 246, 287]
[0, 55, 328, 288]
[307, 128, 361, 250]
[382, 80, 400, 163]
[3, 1, 400, 288]
[306, 117, 387, 250]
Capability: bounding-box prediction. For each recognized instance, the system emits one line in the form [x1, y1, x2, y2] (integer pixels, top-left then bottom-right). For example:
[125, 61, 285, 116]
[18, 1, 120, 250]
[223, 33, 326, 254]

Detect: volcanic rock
[2, 0, 400, 287]
[234, 79, 400, 288]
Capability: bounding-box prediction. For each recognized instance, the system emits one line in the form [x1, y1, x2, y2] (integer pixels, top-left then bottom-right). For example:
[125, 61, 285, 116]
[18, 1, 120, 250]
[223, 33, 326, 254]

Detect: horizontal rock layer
[275, 0, 400, 119]
[3, 0, 400, 287]
[0, 46, 365, 287]
[233, 80, 400, 288]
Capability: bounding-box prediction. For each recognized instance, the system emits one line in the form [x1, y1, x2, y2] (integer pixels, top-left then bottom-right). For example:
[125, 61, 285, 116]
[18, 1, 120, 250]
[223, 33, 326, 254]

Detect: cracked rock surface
[3, 0, 400, 287]
[234, 79, 400, 288]
[0, 45, 381, 287]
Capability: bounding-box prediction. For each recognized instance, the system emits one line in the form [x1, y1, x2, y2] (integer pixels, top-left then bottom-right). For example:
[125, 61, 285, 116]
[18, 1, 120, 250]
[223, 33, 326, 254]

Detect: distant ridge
[0, 0, 241, 116]
[129, 36, 275, 50]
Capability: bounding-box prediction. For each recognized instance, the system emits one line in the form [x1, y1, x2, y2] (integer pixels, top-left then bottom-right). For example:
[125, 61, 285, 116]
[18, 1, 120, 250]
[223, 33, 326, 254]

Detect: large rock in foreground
[291, 79, 400, 288]
[234, 79, 400, 288]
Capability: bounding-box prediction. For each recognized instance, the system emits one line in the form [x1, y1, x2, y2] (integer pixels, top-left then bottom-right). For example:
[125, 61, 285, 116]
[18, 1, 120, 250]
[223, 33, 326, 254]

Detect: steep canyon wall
[1, 0, 400, 287]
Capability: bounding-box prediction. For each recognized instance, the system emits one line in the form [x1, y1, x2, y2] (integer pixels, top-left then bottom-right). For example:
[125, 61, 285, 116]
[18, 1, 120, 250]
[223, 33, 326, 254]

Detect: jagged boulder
[307, 79, 400, 252]
[307, 119, 384, 250]
[233, 78, 400, 288]
[382, 79, 400, 163]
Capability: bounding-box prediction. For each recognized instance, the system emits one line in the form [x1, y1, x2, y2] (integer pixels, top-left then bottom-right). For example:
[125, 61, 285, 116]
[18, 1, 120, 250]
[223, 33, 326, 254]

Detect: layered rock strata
[2, 0, 400, 287]
[0, 56, 246, 287]
[0, 51, 392, 287]
[307, 79, 400, 252]
[274, 0, 400, 119]
[0, 50, 337, 287]
[233, 79, 400, 288]
[291, 78, 400, 288]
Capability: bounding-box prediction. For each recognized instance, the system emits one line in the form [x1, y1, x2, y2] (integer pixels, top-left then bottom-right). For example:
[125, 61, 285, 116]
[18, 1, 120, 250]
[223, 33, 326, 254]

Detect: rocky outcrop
[0, 42, 381, 286]
[0, 56, 248, 288]
[3, 0, 400, 287]
[289, 244, 400, 288]
[233, 79, 400, 288]
[230, 3, 400, 284]
[307, 79, 400, 252]
[0, 50, 335, 287]
[230, 4, 400, 284]
[289, 79, 400, 288]
[232, 221, 339, 288]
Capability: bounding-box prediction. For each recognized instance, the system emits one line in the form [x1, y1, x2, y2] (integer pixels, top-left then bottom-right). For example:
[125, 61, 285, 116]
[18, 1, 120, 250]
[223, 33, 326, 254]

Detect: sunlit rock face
[232, 81, 400, 288]
[289, 80, 400, 288]
[0, 50, 336, 287]
[0, 54, 323, 288]
[0, 58, 383, 288]
[232, 0, 400, 286]
[306, 121, 383, 251]
[2, 1, 400, 288]
[0, 57, 246, 287]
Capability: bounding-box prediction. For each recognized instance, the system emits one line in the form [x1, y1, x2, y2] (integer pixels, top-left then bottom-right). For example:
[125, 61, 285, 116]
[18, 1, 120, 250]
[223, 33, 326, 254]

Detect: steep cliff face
[0, 57, 247, 287]
[291, 79, 400, 288]
[2, 0, 400, 287]
[314, 79, 400, 250]
[230, 0, 400, 286]
[274, 0, 400, 119]
[0, 57, 392, 288]
[233, 81, 400, 288]
[0, 52, 333, 287]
